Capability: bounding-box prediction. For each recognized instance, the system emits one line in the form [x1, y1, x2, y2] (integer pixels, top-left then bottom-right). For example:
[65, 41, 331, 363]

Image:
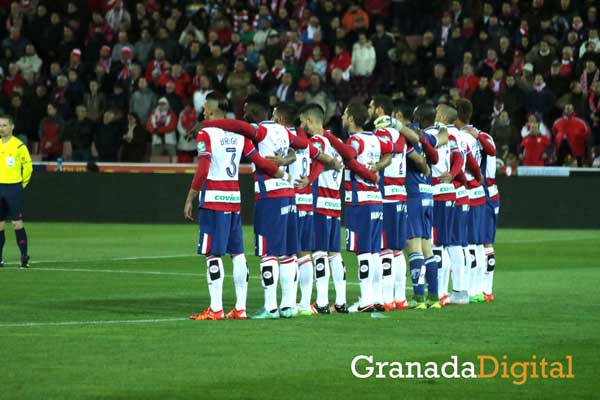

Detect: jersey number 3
[226, 147, 237, 178]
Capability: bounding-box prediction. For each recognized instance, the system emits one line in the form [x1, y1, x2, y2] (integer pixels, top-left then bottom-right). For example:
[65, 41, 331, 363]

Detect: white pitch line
[0, 318, 188, 328]
[1, 265, 365, 287]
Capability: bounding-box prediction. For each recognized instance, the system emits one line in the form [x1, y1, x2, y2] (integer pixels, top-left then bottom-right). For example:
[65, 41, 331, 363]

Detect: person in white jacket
[16, 44, 42, 77]
[351, 32, 376, 77]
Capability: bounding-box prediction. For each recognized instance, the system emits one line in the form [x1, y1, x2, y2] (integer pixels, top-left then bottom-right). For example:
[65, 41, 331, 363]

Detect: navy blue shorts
[198, 209, 243, 256]
[482, 198, 500, 244]
[297, 211, 315, 252]
[467, 204, 484, 244]
[254, 197, 299, 256]
[382, 201, 408, 250]
[450, 204, 469, 247]
[345, 204, 383, 253]
[0, 183, 24, 221]
[313, 213, 341, 252]
[433, 200, 454, 246]
[407, 195, 433, 240]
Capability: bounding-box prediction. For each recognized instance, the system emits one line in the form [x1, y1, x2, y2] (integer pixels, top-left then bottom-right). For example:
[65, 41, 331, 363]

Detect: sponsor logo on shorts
[263, 271, 273, 279]
[214, 195, 241, 202]
[360, 265, 368, 273]
[209, 265, 219, 273]
[316, 263, 325, 271]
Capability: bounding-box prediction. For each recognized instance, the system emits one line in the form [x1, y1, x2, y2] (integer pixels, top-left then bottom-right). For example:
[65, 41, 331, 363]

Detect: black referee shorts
[0, 183, 24, 221]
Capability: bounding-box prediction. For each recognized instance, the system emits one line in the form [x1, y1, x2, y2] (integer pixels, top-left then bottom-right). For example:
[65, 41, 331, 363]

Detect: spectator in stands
[471, 76, 494, 132]
[65, 105, 94, 162]
[522, 113, 551, 139]
[120, 113, 147, 163]
[16, 44, 42, 77]
[342, 3, 370, 33]
[146, 97, 177, 158]
[129, 77, 156, 128]
[94, 109, 122, 162]
[176, 100, 198, 164]
[456, 63, 479, 99]
[521, 121, 551, 166]
[552, 104, 591, 166]
[491, 110, 513, 159]
[39, 103, 65, 162]
[525, 74, 555, 126]
[273, 71, 295, 103]
[351, 31, 376, 78]
[580, 60, 599, 95]
[9, 93, 33, 146]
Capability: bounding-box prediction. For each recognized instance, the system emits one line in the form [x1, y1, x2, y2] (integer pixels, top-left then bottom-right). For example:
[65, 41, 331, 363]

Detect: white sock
[393, 251, 407, 301]
[475, 245, 486, 294]
[329, 253, 346, 306]
[463, 246, 472, 294]
[279, 256, 297, 309]
[232, 254, 248, 311]
[313, 251, 330, 307]
[357, 253, 373, 307]
[484, 247, 495, 294]
[433, 246, 445, 298]
[372, 252, 384, 305]
[448, 246, 464, 292]
[260, 256, 279, 311]
[206, 256, 224, 312]
[380, 250, 395, 304]
[298, 255, 313, 308]
[468, 245, 478, 296]
[441, 247, 451, 296]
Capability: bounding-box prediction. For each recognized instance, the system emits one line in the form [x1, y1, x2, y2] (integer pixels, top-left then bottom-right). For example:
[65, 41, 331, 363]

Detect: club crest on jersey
[350, 139, 361, 152]
[313, 142, 323, 151]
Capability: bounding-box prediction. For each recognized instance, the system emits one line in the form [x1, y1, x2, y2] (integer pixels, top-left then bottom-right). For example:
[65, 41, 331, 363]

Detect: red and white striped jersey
[344, 132, 383, 206]
[452, 127, 470, 206]
[253, 121, 295, 199]
[431, 125, 460, 201]
[375, 127, 409, 202]
[313, 133, 343, 217]
[288, 127, 313, 212]
[460, 126, 486, 206]
[196, 127, 256, 212]
[480, 132, 499, 201]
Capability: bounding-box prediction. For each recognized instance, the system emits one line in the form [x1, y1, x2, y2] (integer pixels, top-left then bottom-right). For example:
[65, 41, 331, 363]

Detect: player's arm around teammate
[0, 115, 32, 268]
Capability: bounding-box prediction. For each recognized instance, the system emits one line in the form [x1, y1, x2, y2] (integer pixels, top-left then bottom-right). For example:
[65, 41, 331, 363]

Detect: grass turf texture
[0, 223, 599, 400]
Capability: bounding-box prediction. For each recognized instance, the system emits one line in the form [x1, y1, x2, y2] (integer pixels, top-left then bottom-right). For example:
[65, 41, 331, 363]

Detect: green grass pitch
[1, 223, 599, 399]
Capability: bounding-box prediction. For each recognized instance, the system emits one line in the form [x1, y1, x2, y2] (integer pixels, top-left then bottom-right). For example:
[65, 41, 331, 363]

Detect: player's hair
[205, 92, 229, 113]
[298, 103, 325, 122]
[0, 114, 14, 125]
[455, 98, 473, 123]
[245, 96, 269, 123]
[345, 101, 369, 128]
[274, 103, 296, 126]
[413, 104, 436, 128]
[372, 95, 394, 116]
[437, 104, 458, 124]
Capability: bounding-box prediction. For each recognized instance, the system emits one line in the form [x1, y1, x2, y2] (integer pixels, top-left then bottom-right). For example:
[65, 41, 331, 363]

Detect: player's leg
[226, 212, 248, 319]
[297, 251, 314, 314]
[483, 199, 499, 301]
[393, 202, 409, 310]
[328, 217, 347, 312]
[295, 210, 315, 314]
[379, 202, 398, 310]
[190, 209, 226, 321]
[370, 204, 384, 311]
[279, 200, 299, 318]
[0, 220, 5, 267]
[312, 250, 330, 312]
[448, 201, 468, 304]
[253, 198, 285, 319]
[432, 201, 448, 305]
[422, 237, 441, 308]
[346, 205, 376, 312]
[7, 184, 28, 268]
[406, 195, 426, 308]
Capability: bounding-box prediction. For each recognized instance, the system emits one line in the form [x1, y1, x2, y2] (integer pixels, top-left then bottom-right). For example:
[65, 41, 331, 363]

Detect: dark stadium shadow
[49, 297, 201, 315]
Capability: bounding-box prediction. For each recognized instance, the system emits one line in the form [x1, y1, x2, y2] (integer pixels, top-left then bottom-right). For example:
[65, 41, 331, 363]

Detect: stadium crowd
[1, 0, 600, 166]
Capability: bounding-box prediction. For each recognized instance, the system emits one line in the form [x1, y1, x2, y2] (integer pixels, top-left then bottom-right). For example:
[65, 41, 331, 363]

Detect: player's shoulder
[12, 136, 27, 149]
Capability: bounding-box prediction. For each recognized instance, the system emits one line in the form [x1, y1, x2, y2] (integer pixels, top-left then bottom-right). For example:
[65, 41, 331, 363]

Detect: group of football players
[183, 92, 499, 320]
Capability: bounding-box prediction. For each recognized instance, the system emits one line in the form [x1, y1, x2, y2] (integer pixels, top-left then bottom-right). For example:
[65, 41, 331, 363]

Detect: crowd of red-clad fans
[1, 0, 600, 167]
